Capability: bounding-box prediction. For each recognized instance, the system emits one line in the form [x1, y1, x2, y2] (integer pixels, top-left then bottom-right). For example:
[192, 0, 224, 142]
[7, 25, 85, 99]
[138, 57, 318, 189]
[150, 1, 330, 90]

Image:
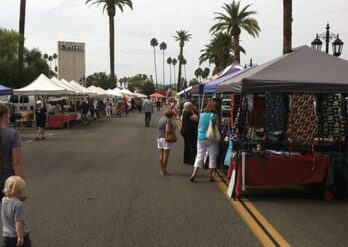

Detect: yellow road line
[214, 175, 291, 247]
[177, 117, 289, 246]
[242, 199, 291, 247]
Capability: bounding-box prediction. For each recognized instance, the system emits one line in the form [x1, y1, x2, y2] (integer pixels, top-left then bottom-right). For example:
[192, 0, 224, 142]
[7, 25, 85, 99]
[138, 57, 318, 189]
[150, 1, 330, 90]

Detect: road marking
[214, 174, 291, 247]
[176, 118, 289, 246]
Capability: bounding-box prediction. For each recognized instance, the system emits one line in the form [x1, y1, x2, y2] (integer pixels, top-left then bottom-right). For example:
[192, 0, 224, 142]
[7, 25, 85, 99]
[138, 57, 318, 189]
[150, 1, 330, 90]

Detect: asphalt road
[1, 111, 347, 247]
[9, 112, 259, 247]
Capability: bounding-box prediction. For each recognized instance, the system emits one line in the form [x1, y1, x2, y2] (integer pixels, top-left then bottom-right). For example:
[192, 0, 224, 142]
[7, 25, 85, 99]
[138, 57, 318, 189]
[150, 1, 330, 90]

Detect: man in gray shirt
[142, 96, 154, 127]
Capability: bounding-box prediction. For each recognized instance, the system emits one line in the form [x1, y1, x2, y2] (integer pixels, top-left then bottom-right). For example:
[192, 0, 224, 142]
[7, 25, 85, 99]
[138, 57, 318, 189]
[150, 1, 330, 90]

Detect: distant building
[57, 41, 85, 85]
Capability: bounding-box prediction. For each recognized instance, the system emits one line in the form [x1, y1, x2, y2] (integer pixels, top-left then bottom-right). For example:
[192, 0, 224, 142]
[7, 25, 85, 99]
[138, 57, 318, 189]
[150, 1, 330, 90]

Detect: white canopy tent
[107, 89, 123, 97]
[67, 80, 96, 97]
[14, 74, 74, 95]
[87, 85, 111, 97]
[121, 88, 136, 97]
[134, 92, 147, 98]
[51, 77, 82, 95]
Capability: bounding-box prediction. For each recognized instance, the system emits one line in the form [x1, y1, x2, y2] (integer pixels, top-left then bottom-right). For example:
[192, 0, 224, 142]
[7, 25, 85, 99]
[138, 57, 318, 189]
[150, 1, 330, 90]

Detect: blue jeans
[145, 112, 152, 126]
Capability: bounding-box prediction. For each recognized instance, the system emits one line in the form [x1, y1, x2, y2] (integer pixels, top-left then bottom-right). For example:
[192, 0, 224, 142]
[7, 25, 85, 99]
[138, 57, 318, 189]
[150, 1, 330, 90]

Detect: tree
[150, 38, 159, 90]
[200, 32, 245, 74]
[202, 67, 210, 80]
[189, 78, 199, 86]
[210, 0, 260, 63]
[173, 30, 192, 91]
[0, 28, 49, 88]
[53, 53, 58, 72]
[86, 0, 133, 87]
[172, 58, 177, 88]
[18, 0, 27, 85]
[182, 58, 187, 88]
[194, 68, 203, 82]
[141, 77, 155, 95]
[283, 0, 292, 54]
[86, 72, 114, 89]
[159, 42, 167, 87]
[166, 57, 172, 88]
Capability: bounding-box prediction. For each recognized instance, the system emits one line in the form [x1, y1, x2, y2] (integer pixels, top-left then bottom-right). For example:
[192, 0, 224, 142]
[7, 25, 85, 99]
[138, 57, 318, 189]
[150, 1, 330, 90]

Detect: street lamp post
[311, 23, 344, 57]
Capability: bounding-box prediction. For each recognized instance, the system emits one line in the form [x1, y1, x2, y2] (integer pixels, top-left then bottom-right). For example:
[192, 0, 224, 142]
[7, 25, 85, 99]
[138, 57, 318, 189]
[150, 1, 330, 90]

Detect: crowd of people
[0, 97, 219, 246]
[155, 99, 220, 183]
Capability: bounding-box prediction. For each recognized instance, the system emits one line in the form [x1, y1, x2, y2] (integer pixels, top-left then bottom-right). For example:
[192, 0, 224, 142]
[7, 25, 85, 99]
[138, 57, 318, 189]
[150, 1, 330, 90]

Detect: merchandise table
[48, 113, 77, 129]
[228, 152, 331, 198]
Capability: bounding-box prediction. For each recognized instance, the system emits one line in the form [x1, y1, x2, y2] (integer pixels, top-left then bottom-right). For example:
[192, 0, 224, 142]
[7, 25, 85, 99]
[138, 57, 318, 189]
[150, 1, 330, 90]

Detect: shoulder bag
[206, 113, 221, 142]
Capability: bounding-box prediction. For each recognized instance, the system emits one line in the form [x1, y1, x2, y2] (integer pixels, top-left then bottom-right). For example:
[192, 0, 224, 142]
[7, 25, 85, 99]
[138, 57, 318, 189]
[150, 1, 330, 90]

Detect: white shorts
[157, 138, 173, 150]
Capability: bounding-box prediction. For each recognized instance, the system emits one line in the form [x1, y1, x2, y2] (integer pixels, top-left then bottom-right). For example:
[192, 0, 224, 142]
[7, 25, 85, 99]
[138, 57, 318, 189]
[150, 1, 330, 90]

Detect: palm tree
[283, 0, 292, 54]
[210, 0, 260, 63]
[53, 53, 58, 72]
[159, 42, 167, 87]
[48, 55, 53, 70]
[202, 67, 210, 80]
[182, 58, 187, 86]
[172, 58, 177, 88]
[200, 32, 245, 74]
[173, 30, 192, 91]
[86, 0, 133, 86]
[167, 57, 172, 88]
[18, 0, 27, 84]
[194, 68, 203, 82]
[150, 38, 159, 90]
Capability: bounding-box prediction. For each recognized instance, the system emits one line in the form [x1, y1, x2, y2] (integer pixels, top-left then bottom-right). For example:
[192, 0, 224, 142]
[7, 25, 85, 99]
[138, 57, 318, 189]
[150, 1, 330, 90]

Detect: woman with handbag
[157, 109, 176, 176]
[190, 100, 220, 182]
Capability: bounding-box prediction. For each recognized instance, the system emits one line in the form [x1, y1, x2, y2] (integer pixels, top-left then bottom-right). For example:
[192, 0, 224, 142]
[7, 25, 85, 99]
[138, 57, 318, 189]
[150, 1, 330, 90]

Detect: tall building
[57, 41, 85, 85]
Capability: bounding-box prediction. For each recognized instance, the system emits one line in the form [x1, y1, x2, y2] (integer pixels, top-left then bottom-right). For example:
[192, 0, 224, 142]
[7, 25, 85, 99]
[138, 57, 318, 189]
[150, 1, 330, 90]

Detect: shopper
[180, 102, 199, 165]
[190, 100, 220, 182]
[1, 176, 31, 247]
[34, 100, 47, 140]
[105, 99, 112, 117]
[0, 104, 24, 198]
[157, 109, 176, 176]
[143, 96, 153, 127]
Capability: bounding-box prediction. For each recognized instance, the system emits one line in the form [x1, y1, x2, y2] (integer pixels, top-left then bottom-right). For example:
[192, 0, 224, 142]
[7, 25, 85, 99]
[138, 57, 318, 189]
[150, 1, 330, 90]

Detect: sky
[0, 0, 347, 85]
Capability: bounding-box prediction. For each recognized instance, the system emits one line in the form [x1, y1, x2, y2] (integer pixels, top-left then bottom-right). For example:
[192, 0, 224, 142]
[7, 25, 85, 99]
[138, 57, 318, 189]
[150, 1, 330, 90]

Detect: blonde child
[1, 176, 31, 247]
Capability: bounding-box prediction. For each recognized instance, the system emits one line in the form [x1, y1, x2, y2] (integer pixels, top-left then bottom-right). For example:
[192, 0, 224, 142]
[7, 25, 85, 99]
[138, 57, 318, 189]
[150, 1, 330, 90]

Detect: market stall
[216, 46, 348, 200]
[0, 84, 13, 95]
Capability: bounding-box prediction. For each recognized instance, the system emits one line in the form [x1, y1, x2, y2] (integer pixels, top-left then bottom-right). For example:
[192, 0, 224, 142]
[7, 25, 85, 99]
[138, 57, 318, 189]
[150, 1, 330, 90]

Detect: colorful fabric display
[287, 93, 318, 145]
[318, 94, 347, 142]
[264, 93, 286, 138]
[250, 94, 266, 128]
[234, 96, 249, 139]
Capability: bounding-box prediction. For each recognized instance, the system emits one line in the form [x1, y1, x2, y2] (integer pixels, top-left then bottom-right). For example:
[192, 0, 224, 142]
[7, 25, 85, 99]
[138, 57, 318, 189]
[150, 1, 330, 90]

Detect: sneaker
[189, 175, 196, 182]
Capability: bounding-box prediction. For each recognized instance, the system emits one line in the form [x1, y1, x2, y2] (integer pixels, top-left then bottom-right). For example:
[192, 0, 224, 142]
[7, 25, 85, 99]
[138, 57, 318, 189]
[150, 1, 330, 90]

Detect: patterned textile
[250, 95, 266, 128]
[318, 94, 347, 142]
[234, 96, 249, 139]
[287, 94, 318, 145]
[264, 93, 286, 138]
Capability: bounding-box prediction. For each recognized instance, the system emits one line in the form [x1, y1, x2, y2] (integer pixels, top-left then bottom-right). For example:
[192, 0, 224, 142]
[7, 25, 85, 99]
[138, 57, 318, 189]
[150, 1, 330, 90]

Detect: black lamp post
[311, 23, 344, 57]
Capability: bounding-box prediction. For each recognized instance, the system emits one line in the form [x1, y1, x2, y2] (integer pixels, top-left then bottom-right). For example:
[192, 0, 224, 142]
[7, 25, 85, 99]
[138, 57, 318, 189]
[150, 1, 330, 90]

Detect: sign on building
[58, 41, 86, 85]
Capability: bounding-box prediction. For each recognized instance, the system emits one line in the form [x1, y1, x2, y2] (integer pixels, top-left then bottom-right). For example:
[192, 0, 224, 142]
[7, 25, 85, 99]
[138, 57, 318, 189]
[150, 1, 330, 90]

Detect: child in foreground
[1, 176, 31, 247]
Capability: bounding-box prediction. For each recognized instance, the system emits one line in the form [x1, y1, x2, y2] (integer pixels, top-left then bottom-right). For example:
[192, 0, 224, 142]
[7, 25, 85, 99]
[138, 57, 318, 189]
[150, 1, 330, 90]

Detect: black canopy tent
[217, 46, 348, 94]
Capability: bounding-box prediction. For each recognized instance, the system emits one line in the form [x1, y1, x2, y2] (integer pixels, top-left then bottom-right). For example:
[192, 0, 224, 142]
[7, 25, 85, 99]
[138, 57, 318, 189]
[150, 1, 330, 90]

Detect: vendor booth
[14, 74, 78, 128]
[216, 46, 348, 200]
[0, 84, 13, 95]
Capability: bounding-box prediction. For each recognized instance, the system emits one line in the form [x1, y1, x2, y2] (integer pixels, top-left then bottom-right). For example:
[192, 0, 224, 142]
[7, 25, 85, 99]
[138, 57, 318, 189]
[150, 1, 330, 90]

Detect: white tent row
[106, 88, 123, 97]
[87, 85, 112, 97]
[14, 73, 98, 97]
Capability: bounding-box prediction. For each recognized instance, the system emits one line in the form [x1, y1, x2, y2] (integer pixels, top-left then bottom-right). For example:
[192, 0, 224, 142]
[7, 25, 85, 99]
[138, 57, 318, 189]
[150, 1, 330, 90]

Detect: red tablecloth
[48, 113, 77, 128]
[230, 153, 330, 197]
